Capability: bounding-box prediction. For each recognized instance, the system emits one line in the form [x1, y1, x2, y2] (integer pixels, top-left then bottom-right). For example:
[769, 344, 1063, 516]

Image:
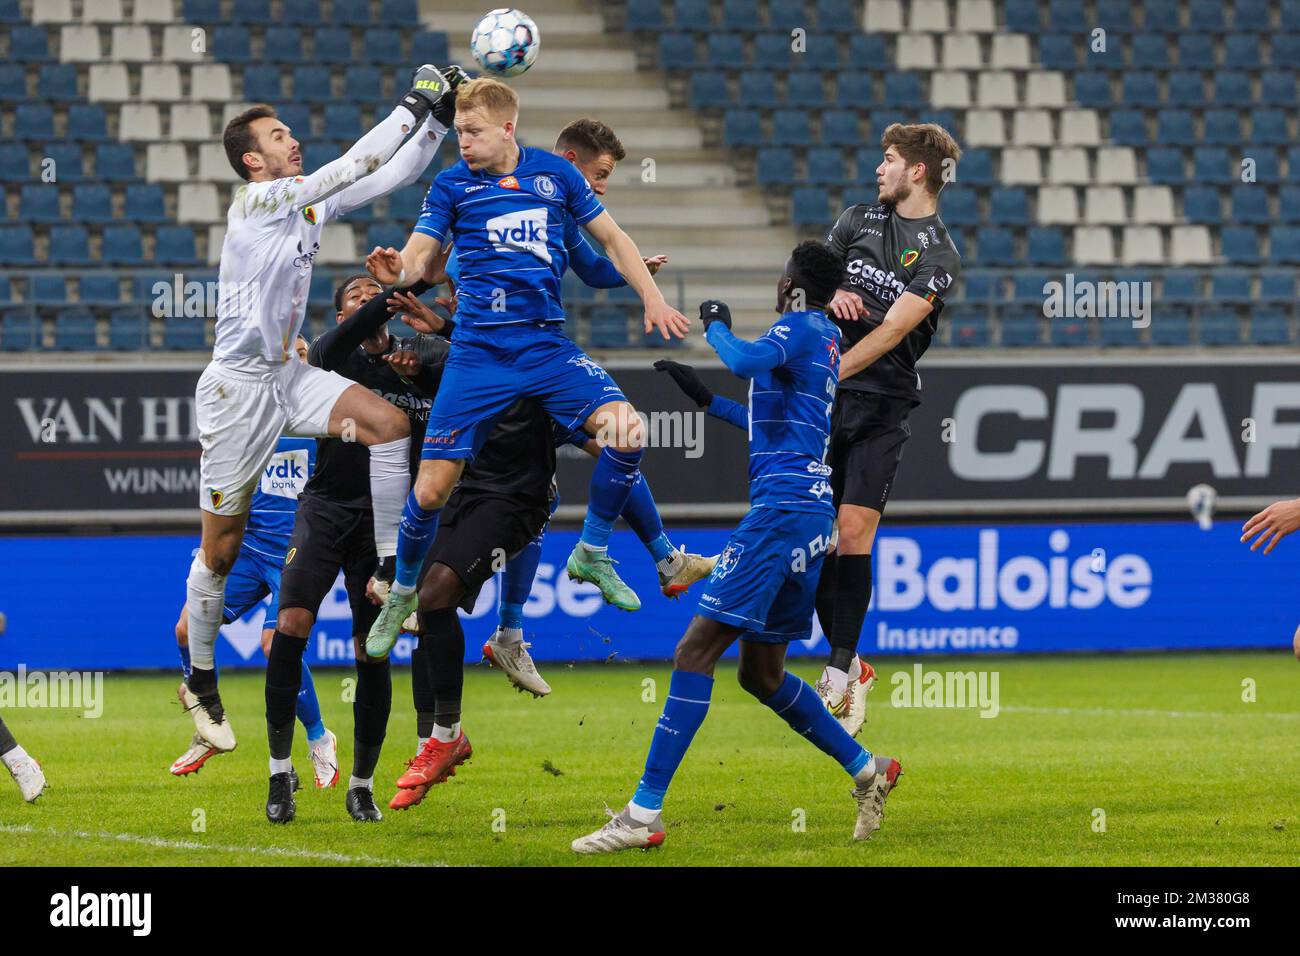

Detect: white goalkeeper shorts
[196, 357, 353, 516]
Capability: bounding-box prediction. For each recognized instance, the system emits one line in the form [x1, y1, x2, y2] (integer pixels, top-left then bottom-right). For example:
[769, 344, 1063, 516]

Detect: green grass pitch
[2, 652, 1298, 866]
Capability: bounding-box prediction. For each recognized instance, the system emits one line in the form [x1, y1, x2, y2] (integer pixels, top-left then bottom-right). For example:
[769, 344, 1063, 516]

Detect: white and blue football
[470, 8, 541, 78]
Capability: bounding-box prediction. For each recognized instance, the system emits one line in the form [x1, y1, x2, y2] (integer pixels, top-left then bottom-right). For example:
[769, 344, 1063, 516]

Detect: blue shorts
[221, 535, 285, 626]
[696, 507, 834, 643]
[422, 323, 625, 461]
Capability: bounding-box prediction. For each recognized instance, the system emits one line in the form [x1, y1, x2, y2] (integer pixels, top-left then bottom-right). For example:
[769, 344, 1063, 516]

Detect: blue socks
[581, 447, 643, 550]
[297, 660, 326, 742]
[499, 494, 557, 630]
[178, 643, 191, 681]
[762, 672, 872, 777]
[631, 670, 714, 811]
[395, 492, 441, 590]
[622, 474, 673, 562]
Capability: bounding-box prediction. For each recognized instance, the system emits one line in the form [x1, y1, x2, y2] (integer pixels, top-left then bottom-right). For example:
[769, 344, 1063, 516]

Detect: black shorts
[419, 489, 550, 613]
[828, 389, 917, 514]
[278, 493, 379, 637]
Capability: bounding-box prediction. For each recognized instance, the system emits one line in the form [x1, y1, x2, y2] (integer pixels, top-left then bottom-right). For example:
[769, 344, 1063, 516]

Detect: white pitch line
[0, 823, 444, 867]
[1000, 705, 1300, 721]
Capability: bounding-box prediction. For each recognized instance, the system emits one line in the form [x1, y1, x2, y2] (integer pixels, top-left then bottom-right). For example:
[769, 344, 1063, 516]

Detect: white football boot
[6, 751, 46, 803]
[178, 681, 236, 752]
[308, 729, 339, 788]
[169, 732, 221, 776]
[815, 657, 876, 738]
[851, 756, 903, 840]
[571, 805, 665, 854]
[483, 629, 551, 697]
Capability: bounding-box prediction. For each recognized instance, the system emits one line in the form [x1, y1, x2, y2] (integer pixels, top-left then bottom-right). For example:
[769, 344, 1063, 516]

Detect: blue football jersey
[245, 436, 315, 550]
[414, 147, 605, 328]
[706, 311, 840, 515]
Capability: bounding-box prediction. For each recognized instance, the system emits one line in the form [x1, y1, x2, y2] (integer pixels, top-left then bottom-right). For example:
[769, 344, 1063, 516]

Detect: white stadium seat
[220, 103, 255, 127]
[190, 64, 234, 102]
[198, 142, 237, 181]
[133, 0, 176, 22]
[1023, 72, 1066, 108]
[111, 25, 153, 61]
[83, 0, 125, 23]
[177, 183, 221, 223]
[120, 104, 162, 141]
[1047, 147, 1091, 184]
[169, 104, 213, 140]
[30, 0, 73, 23]
[146, 142, 190, 182]
[161, 23, 205, 62]
[1059, 109, 1101, 146]
[59, 24, 102, 61]
[942, 34, 982, 70]
[864, 0, 904, 32]
[976, 72, 1018, 108]
[1094, 147, 1138, 185]
[1169, 225, 1213, 264]
[894, 34, 936, 70]
[1000, 147, 1043, 184]
[1133, 185, 1176, 224]
[963, 109, 1006, 147]
[1074, 226, 1116, 264]
[1084, 186, 1127, 224]
[318, 224, 358, 264]
[955, 0, 997, 32]
[1012, 110, 1054, 146]
[909, 0, 951, 32]
[990, 34, 1031, 70]
[1121, 226, 1166, 265]
[1037, 186, 1080, 224]
[929, 71, 971, 108]
[87, 63, 130, 101]
[140, 63, 181, 100]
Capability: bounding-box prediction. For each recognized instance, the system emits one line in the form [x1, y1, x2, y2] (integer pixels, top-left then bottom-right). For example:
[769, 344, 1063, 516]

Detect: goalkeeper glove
[654, 359, 714, 409]
[432, 65, 469, 127]
[398, 63, 449, 125]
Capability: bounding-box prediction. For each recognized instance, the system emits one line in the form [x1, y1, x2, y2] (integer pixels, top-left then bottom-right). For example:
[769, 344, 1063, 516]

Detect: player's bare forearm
[838, 292, 932, 380]
[399, 233, 440, 285]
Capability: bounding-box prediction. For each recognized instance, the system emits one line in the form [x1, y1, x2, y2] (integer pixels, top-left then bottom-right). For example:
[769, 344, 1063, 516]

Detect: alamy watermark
[1043, 273, 1152, 329]
[1, 666, 104, 718]
[890, 663, 1000, 718]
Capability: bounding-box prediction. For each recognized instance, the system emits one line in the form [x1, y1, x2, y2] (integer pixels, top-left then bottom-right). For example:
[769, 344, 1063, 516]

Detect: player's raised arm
[583, 210, 689, 339]
[699, 300, 785, 377]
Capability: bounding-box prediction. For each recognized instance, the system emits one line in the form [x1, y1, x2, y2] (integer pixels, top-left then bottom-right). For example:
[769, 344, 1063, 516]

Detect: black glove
[699, 299, 731, 331]
[398, 63, 449, 125]
[432, 65, 469, 127]
[654, 359, 713, 408]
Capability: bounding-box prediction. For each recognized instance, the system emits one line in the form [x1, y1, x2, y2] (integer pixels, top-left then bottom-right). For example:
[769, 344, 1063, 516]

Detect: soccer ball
[470, 8, 541, 78]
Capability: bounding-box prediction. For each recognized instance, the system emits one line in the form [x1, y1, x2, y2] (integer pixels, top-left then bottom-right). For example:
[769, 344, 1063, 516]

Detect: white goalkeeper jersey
[210, 106, 446, 371]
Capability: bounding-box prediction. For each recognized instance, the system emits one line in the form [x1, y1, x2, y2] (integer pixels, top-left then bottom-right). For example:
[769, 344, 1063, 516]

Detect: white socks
[627, 800, 659, 824]
[824, 665, 849, 696]
[2, 745, 28, 772]
[269, 756, 293, 775]
[349, 775, 373, 792]
[432, 722, 460, 743]
[853, 756, 878, 785]
[656, 550, 684, 578]
[496, 627, 523, 647]
[186, 554, 227, 671]
[367, 436, 411, 558]
[417, 736, 430, 752]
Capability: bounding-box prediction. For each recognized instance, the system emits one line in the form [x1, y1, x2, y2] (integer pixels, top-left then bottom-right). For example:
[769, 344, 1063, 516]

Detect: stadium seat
[1259, 270, 1296, 303]
[787, 73, 827, 108]
[1262, 71, 1298, 105]
[9, 26, 50, 62]
[42, 141, 85, 183]
[626, 0, 668, 31]
[1212, 72, 1252, 107]
[1145, 149, 1186, 185]
[54, 311, 98, 351]
[1000, 317, 1042, 348]
[1155, 110, 1196, 146]
[314, 28, 352, 63]
[380, 0, 417, 20]
[974, 229, 1014, 266]
[1050, 317, 1094, 348]
[1269, 227, 1300, 263]
[1003, 0, 1040, 31]
[1183, 186, 1222, 224]
[31, 275, 67, 306]
[0, 312, 39, 351]
[102, 225, 145, 266]
[706, 34, 746, 68]
[1200, 314, 1243, 347]
[343, 67, 382, 104]
[1251, 110, 1290, 146]
[243, 66, 283, 102]
[989, 188, 1030, 225]
[805, 148, 847, 186]
[294, 67, 333, 103]
[123, 184, 167, 223]
[847, 33, 888, 67]
[1169, 226, 1214, 264]
[1149, 309, 1193, 347]
[73, 184, 113, 222]
[410, 32, 450, 65]
[1211, 271, 1253, 303]
[20, 184, 61, 224]
[1121, 74, 1159, 107]
[738, 71, 777, 108]
[756, 148, 796, 186]
[940, 189, 979, 226]
[331, 0, 370, 23]
[1011, 273, 1050, 304]
[820, 111, 860, 146]
[0, 229, 36, 266]
[79, 275, 121, 305]
[791, 186, 831, 226]
[1132, 35, 1171, 71]
[1230, 186, 1271, 224]
[119, 104, 162, 141]
[155, 226, 200, 266]
[1100, 317, 1144, 348]
[1038, 36, 1076, 71]
[15, 104, 54, 140]
[265, 27, 306, 62]
[49, 225, 93, 265]
[1249, 309, 1292, 345]
[1025, 227, 1067, 266]
[1279, 186, 1300, 221]
[213, 27, 253, 63]
[723, 110, 763, 147]
[834, 72, 874, 108]
[815, 0, 857, 32]
[1074, 75, 1111, 109]
[163, 318, 207, 350]
[323, 104, 362, 141]
[673, 0, 712, 30]
[1193, 148, 1232, 183]
[108, 309, 148, 350]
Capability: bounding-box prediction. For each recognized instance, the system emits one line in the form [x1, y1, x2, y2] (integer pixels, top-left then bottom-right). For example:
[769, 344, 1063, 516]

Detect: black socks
[352, 657, 392, 780]
[265, 630, 307, 761]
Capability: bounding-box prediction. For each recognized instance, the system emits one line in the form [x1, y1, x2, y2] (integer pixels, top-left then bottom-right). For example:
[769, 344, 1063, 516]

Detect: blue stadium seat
[1000, 317, 1042, 348]
[313, 28, 352, 63]
[1211, 270, 1253, 302]
[108, 309, 147, 350]
[243, 66, 283, 101]
[1270, 226, 1300, 263]
[0, 312, 39, 351]
[1274, 35, 1300, 66]
[1189, 0, 1227, 30]
[673, 0, 712, 30]
[323, 104, 362, 141]
[1259, 270, 1296, 302]
[380, 0, 418, 20]
[1156, 110, 1196, 145]
[1120, 73, 1159, 106]
[344, 67, 382, 103]
[183, 0, 219, 18]
[769, 109, 812, 145]
[1131, 35, 1170, 70]
[54, 311, 97, 351]
[273, 103, 312, 139]
[331, 0, 370, 23]
[1146, 148, 1186, 184]
[834, 72, 874, 107]
[1224, 34, 1259, 68]
[31, 275, 67, 305]
[124, 184, 166, 223]
[1048, 0, 1089, 30]
[1012, 273, 1050, 303]
[1182, 186, 1221, 223]
[989, 188, 1030, 225]
[815, 0, 857, 32]
[1249, 150, 1281, 183]
[410, 32, 449, 65]
[586, 308, 631, 349]
[16, 103, 54, 140]
[1144, 0, 1182, 32]
[768, 0, 806, 31]
[1249, 310, 1292, 346]
[722, 0, 761, 25]
[626, 0, 668, 31]
[1252, 110, 1290, 146]
[707, 34, 747, 67]
[1151, 309, 1193, 347]
[754, 33, 797, 69]
[1004, 0, 1041, 31]
[0, 225, 36, 265]
[1229, 186, 1270, 223]
[0, 0, 20, 21]
[1262, 71, 1298, 106]
[883, 73, 922, 103]
[738, 71, 777, 107]
[231, 0, 271, 22]
[1279, 186, 1300, 220]
[1038, 36, 1077, 70]
[940, 189, 979, 226]
[690, 72, 729, 108]
[756, 148, 796, 186]
[1212, 72, 1251, 105]
[1051, 318, 1094, 348]
[1161, 272, 1201, 302]
[46, 141, 85, 182]
[282, 0, 318, 23]
[806, 148, 847, 185]
[72, 184, 112, 223]
[1109, 110, 1147, 146]
[49, 225, 92, 265]
[365, 223, 407, 251]
[94, 143, 138, 181]
[820, 110, 860, 146]
[38, 64, 77, 100]
[155, 226, 199, 266]
[0, 64, 24, 101]
[163, 318, 206, 350]
[364, 28, 401, 56]
[955, 149, 993, 186]
[723, 109, 763, 147]
[846, 34, 887, 68]
[20, 184, 60, 224]
[1166, 71, 1206, 107]
[1097, 0, 1136, 29]
[1025, 227, 1067, 266]
[975, 229, 1014, 266]
[265, 27, 305, 62]
[213, 27, 253, 63]
[659, 33, 696, 70]
[308, 273, 335, 303]
[1232, 0, 1270, 27]
[1200, 314, 1243, 347]
[9, 26, 50, 62]
[294, 67, 332, 103]
[787, 73, 827, 107]
[1074, 74, 1111, 108]
[1222, 227, 1260, 263]
[1100, 318, 1144, 348]
[68, 105, 109, 141]
[102, 225, 144, 266]
[1176, 35, 1216, 65]
[791, 186, 831, 226]
[0, 277, 11, 303]
[1193, 148, 1232, 183]
[79, 275, 121, 305]
[948, 316, 992, 348]
[0, 142, 27, 181]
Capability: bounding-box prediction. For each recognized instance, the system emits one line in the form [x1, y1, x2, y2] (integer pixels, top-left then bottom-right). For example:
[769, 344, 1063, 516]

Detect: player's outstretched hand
[399, 64, 450, 126]
[654, 359, 713, 408]
[387, 290, 444, 334]
[645, 300, 691, 340]
[829, 288, 869, 322]
[366, 246, 403, 285]
[431, 65, 469, 127]
[384, 342, 422, 379]
[1241, 497, 1300, 554]
[699, 299, 731, 331]
[643, 254, 668, 276]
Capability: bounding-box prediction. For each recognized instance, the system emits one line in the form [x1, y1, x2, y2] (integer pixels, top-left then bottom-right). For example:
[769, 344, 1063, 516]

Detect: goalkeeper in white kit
[180, 64, 465, 758]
